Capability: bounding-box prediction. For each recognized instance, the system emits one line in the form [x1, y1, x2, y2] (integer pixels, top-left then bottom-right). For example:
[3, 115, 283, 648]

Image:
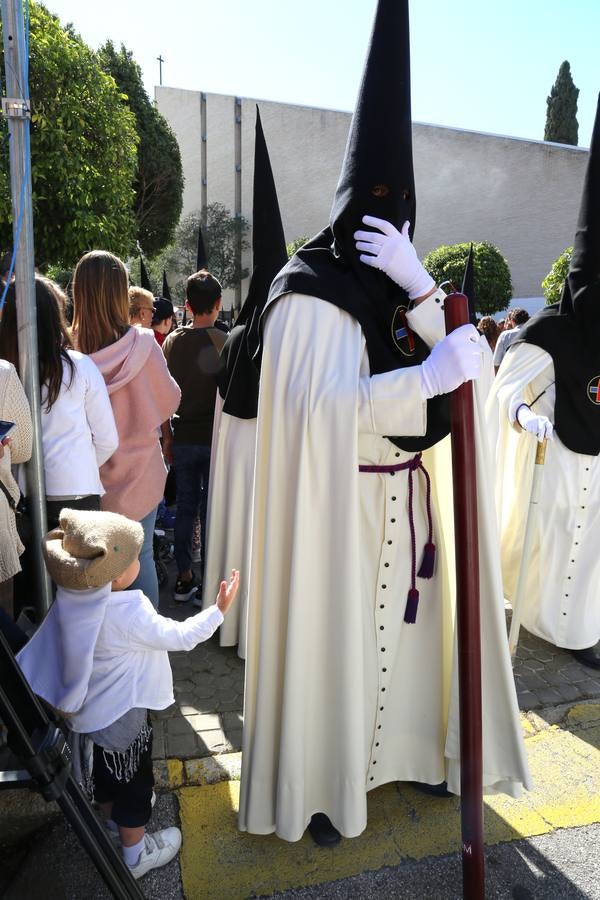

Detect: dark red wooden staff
[444, 291, 484, 900]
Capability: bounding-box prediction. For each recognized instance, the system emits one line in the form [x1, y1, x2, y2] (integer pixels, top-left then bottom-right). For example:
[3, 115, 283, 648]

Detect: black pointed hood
[162, 270, 172, 302]
[262, 0, 449, 451]
[330, 0, 415, 284]
[140, 257, 152, 292]
[566, 93, 600, 339]
[461, 244, 478, 326]
[266, 0, 417, 344]
[517, 94, 600, 455]
[221, 106, 287, 418]
[197, 225, 208, 271]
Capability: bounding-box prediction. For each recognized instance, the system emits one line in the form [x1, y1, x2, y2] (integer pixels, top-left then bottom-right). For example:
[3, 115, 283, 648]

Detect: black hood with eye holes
[250, 0, 449, 451]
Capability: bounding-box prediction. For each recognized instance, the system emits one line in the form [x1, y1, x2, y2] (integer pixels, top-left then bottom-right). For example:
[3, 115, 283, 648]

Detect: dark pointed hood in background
[461, 244, 478, 326]
[235, 107, 287, 331]
[221, 106, 288, 418]
[262, 0, 450, 451]
[518, 93, 600, 455]
[197, 225, 208, 271]
[140, 257, 152, 292]
[162, 270, 172, 302]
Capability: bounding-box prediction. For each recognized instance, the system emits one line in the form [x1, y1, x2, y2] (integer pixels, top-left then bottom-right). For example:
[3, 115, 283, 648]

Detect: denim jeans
[130, 506, 159, 608]
[172, 444, 211, 575]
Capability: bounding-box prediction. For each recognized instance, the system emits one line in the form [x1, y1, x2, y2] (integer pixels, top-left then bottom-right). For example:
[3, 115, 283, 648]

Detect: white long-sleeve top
[23, 350, 119, 498]
[17, 585, 224, 733]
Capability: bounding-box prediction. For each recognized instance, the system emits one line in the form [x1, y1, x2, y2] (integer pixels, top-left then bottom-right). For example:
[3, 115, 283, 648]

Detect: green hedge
[423, 241, 512, 316]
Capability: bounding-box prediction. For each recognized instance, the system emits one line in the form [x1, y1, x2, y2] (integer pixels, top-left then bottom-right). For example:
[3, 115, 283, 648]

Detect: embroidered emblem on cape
[391, 305, 416, 356]
[586, 376, 600, 405]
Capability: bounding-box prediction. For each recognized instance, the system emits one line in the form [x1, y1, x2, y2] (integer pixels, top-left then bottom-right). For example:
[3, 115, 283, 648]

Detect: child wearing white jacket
[17, 508, 239, 880]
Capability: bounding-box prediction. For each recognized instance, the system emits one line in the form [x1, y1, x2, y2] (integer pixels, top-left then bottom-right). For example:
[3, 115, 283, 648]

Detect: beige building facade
[156, 86, 589, 311]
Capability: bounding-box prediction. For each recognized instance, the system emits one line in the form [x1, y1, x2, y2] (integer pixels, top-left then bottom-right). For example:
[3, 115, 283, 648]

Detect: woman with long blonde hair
[72, 251, 180, 606]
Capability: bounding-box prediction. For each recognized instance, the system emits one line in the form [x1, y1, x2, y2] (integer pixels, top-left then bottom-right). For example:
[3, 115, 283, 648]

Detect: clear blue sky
[45, 0, 599, 146]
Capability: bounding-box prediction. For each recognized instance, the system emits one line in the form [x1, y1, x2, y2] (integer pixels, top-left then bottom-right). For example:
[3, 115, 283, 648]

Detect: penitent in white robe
[239, 291, 530, 842]
[487, 342, 600, 650]
[202, 392, 255, 658]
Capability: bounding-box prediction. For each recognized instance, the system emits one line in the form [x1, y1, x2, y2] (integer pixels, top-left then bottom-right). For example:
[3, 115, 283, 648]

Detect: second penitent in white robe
[202, 392, 255, 659]
[487, 341, 600, 649]
[239, 291, 530, 842]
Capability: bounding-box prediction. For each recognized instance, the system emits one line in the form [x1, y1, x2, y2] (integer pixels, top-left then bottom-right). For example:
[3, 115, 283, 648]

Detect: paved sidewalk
[172, 702, 600, 898]
[4, 563, 600, 899]
[153, 579, 245, 762]
[152, 568, 600, 762]
[513, 626, 600, 711]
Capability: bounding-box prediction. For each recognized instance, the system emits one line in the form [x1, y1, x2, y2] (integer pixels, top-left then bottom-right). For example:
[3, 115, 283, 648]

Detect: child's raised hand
[216, 569, 240, 616]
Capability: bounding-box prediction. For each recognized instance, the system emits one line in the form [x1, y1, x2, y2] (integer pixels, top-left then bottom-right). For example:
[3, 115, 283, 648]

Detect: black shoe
[173, 572, 201, 603]
[571, 646, 600, 669]
[307, 813, 342, 847]
[409, 780, 453, 798]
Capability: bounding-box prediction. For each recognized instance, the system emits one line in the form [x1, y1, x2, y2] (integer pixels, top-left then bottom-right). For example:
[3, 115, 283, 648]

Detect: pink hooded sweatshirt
[91, 327, 180, 521]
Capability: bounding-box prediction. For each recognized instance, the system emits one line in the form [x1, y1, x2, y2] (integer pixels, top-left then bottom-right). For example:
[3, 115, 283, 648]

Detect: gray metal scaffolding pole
[1, 0, 52, 616]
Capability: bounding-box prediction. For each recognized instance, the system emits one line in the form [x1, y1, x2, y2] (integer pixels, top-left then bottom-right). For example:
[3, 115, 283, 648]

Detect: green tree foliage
[544, 61, 579, 146]
[146, 203, 250, 301]
[423, 241, 512, 316]
[287, 236, 309, 258]
[541, 247, 572, 305]
[0, 4, 138, 268]
[98, 41, 184, 258]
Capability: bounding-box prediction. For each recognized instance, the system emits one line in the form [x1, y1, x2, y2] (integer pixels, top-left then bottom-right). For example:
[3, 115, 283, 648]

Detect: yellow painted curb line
[175, 704, 600, 899]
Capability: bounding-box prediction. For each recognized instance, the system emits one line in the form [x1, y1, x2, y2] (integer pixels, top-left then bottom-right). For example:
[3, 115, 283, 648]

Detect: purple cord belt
[358, 452, 435, 624]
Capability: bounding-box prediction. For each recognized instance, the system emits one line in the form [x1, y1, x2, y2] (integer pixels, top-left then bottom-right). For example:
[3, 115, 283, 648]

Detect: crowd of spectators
[0, 249, 233, 878]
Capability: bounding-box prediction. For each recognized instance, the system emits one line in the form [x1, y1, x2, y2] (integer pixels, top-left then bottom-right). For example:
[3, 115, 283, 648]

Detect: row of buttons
[559, 463, 591, 631]
[369, 470, 400, 782]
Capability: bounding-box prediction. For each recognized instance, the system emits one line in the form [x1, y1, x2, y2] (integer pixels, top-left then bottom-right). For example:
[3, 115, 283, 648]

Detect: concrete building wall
[156, 86, 588, 308]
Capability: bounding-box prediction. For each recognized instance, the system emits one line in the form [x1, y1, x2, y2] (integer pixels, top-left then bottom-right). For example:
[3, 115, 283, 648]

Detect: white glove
[420, 325, 481, 400]
[516, 405, 554, 441]
[354, 216, 435, 300]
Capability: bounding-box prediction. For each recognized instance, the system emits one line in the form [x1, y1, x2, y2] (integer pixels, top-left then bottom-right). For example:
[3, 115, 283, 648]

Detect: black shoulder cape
[219, 321, 260, 420]
[516, 305, 600, 456]
[251, 229, 450, 452]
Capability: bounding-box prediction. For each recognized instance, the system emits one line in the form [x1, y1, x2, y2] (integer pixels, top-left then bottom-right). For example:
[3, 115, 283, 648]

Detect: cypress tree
[544, 61, 579, 146]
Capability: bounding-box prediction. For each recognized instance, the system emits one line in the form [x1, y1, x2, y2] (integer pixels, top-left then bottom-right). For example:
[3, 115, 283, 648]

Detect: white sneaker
[127, 827, 182, 879]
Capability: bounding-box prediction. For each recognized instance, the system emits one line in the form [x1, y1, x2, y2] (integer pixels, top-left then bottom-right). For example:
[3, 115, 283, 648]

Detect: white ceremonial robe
[202, 392, 255, 658]
[487, 342, 600, 649]
[239, 292, 530, 842]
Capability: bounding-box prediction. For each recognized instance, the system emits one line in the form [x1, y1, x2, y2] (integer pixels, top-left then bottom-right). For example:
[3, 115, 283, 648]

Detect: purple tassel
[417, 542, 436, 579]
[404, 588, 420, 624]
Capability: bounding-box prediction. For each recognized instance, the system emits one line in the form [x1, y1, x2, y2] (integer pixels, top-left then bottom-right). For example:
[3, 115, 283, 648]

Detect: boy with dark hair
[185, 270, 222, 315]
[162, 270, 226, 603]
